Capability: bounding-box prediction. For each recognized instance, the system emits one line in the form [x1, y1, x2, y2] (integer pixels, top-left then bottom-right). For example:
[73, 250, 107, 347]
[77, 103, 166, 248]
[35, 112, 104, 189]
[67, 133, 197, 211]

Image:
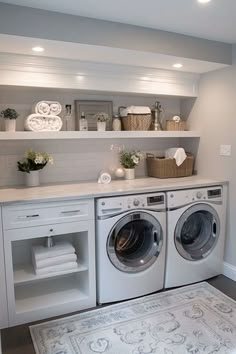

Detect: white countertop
[0, 176, 228, 205]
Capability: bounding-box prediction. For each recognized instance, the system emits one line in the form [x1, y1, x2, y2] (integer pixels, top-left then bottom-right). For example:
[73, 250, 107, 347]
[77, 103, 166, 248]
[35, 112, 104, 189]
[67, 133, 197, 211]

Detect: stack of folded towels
[32, 241, 78, 275]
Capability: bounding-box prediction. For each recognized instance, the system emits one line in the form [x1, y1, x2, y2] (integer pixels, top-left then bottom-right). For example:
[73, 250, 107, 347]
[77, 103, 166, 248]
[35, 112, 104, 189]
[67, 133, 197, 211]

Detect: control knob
[196, 191, 203, 199]
[133, 199, 140, 207]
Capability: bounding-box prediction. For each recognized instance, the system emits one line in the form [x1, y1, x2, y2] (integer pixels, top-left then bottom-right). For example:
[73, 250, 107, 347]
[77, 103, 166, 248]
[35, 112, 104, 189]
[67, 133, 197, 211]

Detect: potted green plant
[0, 108, 19, 132]
[17, 150, 53, 187]
[94, 112, 110, 131]
[120, 150, 143, 180]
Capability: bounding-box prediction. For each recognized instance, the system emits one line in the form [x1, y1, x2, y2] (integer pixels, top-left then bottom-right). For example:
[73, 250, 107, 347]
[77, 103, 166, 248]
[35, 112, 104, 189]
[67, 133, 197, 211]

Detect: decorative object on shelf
[119, 106, 152, 131]
[151, 100, 164, 131]
[112, 114, 122, 131]
[75, 100, 113, 131]
[120, 150, 144, 180]
[17, 149, 53, 187]
[64, 104, 73, 131]
[166, 115, 187, 131]
[25, 101, 63, 131]
[79, 111, 88, 131]
[45, 236, 54, 248]
[97, 171, 112, 184]
[94, 112, 110, 131]
[114, 167, 125, 178]
[0, 108, 19, 132]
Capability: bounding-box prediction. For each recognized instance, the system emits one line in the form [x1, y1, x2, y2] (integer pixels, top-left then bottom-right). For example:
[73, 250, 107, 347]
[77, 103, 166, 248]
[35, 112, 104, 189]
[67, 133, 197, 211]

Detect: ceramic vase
[97, 121, 106, 131]
[124, 168, 135, 180]
[5, 119, 16, 132]
[25, 170, 40, 187]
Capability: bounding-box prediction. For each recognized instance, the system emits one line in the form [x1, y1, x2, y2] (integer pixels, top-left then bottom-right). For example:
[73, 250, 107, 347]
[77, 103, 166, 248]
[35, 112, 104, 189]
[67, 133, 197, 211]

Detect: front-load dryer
[165, 186, 226, 288]
[96, 192, 166, 304]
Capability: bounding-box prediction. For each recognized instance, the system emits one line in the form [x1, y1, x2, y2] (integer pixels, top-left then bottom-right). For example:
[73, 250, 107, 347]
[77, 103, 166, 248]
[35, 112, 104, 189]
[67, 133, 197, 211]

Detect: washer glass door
[107, 211, 163, 273]
[175, 204, 220, 261]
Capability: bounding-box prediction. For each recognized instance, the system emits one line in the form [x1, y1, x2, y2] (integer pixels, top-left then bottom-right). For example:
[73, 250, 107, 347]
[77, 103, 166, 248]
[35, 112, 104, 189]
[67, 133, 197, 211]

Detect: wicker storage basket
[146, 153, 194, 178]
[166, 120, 187, 131]
[122, 114, 152, 131]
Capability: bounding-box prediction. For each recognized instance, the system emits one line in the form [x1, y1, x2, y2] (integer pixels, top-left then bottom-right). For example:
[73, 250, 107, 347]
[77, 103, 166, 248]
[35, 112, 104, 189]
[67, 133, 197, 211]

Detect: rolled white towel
[165, 148, 187, 167]
[32, 241, 75, 262]
[34, 253, 77, 269]
[25, 114, 63, 131]
[98, 171, 112, 184]
[49, 102, 62, 116]
[35, 261, 78, 275]
[120, 106, 151, 117]
[34, 101, 50, 115]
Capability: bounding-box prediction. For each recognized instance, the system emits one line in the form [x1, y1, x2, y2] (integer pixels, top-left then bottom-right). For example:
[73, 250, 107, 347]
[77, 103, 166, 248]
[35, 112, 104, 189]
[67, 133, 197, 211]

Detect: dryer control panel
[96, 192, 165, 217]
[167, 186, 222, 208]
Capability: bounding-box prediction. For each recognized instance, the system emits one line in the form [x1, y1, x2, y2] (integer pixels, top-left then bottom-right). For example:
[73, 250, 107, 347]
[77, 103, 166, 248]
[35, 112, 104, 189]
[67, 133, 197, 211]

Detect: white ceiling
[1, 0, 236, 43]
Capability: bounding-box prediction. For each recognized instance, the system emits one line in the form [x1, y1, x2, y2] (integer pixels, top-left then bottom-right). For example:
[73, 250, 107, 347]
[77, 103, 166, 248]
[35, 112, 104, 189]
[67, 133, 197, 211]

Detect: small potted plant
[94, 112, 110, 131]
[17, 150, 53, 187]
[0, 108, 19, 132]
[120, 150, 143, 180]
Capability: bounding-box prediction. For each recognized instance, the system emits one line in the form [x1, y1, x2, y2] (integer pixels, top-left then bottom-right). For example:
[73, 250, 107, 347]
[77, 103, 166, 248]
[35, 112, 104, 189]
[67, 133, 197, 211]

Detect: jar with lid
[112, 114, 122, 131]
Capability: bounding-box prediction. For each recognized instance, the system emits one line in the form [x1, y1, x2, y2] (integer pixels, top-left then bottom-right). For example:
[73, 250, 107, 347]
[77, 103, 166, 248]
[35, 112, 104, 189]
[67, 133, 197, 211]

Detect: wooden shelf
[0, 131, 200, 140]
[14, 263, 88, 285]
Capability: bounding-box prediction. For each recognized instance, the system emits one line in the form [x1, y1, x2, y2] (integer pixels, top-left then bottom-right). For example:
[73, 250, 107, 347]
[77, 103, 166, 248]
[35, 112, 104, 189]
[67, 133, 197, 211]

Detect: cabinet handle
[18, 214, 40, 219]
[61, 210, 81, 214]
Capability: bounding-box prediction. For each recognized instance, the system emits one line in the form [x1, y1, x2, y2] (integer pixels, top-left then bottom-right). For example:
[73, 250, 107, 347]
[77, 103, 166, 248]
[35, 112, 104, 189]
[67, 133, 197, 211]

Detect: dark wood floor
[2, 275, 236, 354]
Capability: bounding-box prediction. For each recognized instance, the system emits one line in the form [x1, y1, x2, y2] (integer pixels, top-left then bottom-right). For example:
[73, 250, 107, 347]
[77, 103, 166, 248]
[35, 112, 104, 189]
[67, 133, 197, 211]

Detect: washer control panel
[167, 186, 222, 208]
[97, 192, 165, 216]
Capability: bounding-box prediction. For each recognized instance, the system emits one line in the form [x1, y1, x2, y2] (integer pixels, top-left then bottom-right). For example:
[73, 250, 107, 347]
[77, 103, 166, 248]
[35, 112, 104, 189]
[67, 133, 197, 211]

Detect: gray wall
[181, 46, 236, 267]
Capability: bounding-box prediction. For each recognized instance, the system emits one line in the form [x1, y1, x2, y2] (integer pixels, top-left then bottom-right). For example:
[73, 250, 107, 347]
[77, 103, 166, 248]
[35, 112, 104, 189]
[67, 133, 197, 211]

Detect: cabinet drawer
[2, 199, 94, 230]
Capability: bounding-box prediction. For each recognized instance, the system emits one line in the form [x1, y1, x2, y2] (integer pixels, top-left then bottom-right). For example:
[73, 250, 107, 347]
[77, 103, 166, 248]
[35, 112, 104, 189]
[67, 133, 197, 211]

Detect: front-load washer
[96, 192, 166, 304]
[165, 186, 226, 288]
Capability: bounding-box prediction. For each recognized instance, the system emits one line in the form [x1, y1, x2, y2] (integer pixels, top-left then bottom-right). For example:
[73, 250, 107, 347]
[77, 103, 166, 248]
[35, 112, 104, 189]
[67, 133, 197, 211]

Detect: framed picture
[75, 100, 113, 131]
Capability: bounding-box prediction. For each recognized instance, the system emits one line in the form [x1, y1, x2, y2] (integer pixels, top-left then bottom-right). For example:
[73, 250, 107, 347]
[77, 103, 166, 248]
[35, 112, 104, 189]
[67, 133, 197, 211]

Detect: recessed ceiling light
[198, 0, 211, 3]
[32, 46, 45, 52]
[173, 63, 183, 69]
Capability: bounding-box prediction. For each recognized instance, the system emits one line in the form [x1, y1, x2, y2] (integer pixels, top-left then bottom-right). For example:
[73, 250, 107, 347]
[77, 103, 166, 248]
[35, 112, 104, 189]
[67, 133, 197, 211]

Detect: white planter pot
[25, 170, 40, 187]
[5, 119, 16, 132]
[124, 168, 135, 180]
[97, 121, 106, 131]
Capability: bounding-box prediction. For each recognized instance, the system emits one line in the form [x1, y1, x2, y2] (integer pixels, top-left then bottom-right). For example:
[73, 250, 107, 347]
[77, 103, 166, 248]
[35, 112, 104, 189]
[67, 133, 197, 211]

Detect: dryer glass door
[107, 211, 163, 273]
[175, 204, 220, 261]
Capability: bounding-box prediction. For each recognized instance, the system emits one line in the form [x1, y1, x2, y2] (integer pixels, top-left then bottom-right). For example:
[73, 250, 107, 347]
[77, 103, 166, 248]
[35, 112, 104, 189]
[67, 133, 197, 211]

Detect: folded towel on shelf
[24, 114, 63, 131]
[34, 253, 77, 269]
[35, 261, 78, 275]
[32, 241, 75, 262]
[34, 101, 62, 116]
[120, 106, 151, 117]
[98, 171, 112, 184]
[165, 148, 187, 167]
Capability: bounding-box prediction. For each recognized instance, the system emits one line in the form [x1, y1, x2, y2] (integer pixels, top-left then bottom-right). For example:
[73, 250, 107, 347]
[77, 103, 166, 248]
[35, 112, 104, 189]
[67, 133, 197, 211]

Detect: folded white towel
[120, 106, 151, 117]
[98, 171, 112, 184]
[32, 241, 75, 262]
[25, 114, 63, 131]
[34, 253, 77, 269]
[165, 148, 187, 167]
[34, 101, 62, 116]
[35, 261, 78, 275]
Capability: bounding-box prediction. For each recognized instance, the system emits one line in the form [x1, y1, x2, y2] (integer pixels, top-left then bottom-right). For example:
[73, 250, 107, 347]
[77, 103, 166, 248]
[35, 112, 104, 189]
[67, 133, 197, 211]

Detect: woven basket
[166, 120, 187, 131]
[122, 114, 152, 131]
[146, 153, 194, 178]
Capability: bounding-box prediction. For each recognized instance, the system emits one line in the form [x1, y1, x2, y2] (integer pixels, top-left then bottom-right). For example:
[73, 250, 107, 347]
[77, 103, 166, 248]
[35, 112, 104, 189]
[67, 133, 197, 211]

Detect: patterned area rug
[30, 282, 236, 354]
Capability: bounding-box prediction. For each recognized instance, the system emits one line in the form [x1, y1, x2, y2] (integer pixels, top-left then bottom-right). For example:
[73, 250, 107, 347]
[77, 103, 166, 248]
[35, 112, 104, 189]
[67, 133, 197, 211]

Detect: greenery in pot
[94, 112, 110, 122]
[0, 108, 19, 120]
[17, 150, 53, 173]
[120, 150, 144, 169]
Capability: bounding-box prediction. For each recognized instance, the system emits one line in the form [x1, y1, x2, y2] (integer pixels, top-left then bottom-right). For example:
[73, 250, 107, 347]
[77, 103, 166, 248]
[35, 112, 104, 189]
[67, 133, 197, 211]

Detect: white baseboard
[223, 262, 236, 281]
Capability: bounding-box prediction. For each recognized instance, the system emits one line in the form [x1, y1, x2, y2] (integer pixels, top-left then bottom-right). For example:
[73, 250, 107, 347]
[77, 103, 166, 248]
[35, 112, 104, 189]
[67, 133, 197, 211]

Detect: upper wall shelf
[0, 131, 200, 140]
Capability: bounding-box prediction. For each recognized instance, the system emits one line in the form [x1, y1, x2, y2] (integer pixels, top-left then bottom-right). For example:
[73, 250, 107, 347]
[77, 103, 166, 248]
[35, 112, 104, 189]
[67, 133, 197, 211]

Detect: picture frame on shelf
[75, 100, 113, 131]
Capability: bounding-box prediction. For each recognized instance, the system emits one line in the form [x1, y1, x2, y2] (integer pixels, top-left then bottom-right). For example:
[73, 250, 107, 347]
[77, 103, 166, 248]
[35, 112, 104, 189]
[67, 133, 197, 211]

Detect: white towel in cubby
[32, 241, 75, 262]
[35, 261, 78, 275]
[34, 253, 77, 269]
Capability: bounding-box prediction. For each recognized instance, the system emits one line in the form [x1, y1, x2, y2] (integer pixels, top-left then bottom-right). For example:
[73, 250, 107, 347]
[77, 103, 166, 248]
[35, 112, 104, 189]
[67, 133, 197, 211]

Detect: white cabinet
[0, 210, 8, 329]
[2, 199, 96, 326]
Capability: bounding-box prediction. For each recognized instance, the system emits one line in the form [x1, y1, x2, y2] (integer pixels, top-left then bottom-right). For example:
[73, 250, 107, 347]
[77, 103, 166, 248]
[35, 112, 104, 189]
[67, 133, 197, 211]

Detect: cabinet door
[0, 214, 8, 329]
